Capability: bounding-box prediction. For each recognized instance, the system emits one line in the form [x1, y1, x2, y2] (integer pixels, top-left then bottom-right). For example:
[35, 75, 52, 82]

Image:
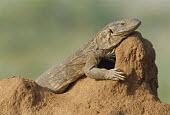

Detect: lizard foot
[106, 68, 126, 81]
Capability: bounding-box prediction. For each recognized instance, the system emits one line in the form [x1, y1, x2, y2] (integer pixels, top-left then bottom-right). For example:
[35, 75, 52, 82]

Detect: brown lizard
[35, 19, 141, 93]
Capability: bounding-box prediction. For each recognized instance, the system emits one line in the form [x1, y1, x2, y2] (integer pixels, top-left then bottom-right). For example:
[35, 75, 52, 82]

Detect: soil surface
[0, 32, 169, 115]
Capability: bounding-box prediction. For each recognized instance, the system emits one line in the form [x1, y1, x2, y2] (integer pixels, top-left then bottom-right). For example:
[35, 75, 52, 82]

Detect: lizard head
[96, 19, 141, 50]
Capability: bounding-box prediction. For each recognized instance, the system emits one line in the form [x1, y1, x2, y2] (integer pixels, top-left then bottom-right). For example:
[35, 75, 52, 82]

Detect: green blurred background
[0, 0, 169, 104]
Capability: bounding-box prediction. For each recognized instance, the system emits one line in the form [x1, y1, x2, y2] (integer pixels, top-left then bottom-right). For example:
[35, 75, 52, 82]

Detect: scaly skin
[35, 19, 141, 93]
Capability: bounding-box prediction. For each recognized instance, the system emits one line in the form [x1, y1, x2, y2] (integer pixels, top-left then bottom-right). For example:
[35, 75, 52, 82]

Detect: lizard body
[35, 19, 141, 93]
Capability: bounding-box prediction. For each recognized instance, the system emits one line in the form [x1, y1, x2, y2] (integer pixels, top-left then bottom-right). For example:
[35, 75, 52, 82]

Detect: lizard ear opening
[97, 56, 116, 70]
[109, 29, 113, 34]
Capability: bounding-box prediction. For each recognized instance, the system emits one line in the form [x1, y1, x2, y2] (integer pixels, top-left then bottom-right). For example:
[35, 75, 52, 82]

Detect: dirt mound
[0, 32, 169, 115]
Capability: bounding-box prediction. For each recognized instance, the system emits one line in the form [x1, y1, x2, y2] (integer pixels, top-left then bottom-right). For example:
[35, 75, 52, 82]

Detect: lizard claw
[107, 68, 126, 81]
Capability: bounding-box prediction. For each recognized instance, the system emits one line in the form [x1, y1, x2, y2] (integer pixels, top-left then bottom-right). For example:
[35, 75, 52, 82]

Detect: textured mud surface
[0, 32, 169, 115]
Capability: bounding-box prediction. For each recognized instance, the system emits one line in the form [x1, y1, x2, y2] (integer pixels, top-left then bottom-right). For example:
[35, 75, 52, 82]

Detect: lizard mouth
[114, 19, 141, 36]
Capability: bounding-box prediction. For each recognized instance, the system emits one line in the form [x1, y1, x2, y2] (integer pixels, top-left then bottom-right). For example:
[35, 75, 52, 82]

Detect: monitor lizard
[35, 19, 141, 93]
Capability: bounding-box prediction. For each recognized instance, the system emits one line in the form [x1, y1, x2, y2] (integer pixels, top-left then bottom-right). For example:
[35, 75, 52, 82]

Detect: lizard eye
[120, 23, 125, 25]
[109, 29, 113, 34]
